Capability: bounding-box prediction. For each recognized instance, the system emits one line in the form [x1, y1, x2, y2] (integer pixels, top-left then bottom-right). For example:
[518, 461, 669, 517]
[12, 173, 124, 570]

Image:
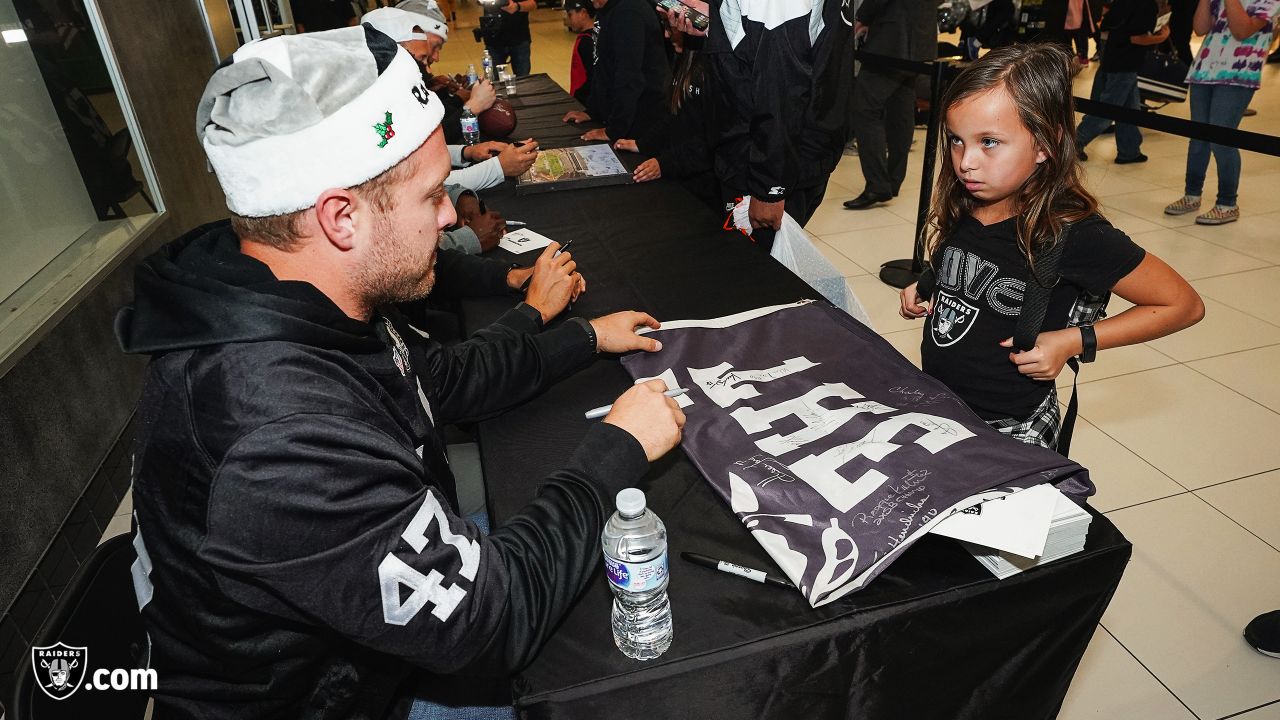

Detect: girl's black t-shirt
[920, 213, 1146, 421]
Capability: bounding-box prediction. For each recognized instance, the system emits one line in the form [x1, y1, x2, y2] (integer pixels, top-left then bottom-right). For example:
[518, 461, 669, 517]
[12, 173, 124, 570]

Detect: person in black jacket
[484, 0, 537, 77]
[1076, 0, 1169, 164]
[117, 26, 685, 720]
[664, 0, 855, 242]
[1168, 0, 1197, 66]
[612, 33, 721, 212]
[958, 0, 1018, 59]
[844, 0, 936, 210]
[561, 0, 671, 143]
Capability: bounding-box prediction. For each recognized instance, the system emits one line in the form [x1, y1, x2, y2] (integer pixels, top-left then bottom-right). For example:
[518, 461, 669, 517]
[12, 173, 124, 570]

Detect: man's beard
[356, 218, 439, 309]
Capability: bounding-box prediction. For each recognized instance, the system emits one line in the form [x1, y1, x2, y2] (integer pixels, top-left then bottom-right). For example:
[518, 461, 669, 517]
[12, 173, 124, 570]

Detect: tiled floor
[99, 11, 1280, 719]
[101, 491, 131, 544]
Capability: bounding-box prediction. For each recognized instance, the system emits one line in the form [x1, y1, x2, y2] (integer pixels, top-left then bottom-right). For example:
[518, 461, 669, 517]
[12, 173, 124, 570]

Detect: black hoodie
[117, 221, 649, 719]
[587, 0, 672, 141]
[706, 0, 855, 202]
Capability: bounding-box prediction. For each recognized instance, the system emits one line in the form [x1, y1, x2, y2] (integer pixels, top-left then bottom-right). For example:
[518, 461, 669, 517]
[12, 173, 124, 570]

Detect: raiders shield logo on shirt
[930, 291, 979, 347]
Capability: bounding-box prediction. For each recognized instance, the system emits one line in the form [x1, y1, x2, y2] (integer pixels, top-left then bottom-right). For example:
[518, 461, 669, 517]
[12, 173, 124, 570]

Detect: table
[500, 74, 598, 150]
[463, 75, 1132, 720]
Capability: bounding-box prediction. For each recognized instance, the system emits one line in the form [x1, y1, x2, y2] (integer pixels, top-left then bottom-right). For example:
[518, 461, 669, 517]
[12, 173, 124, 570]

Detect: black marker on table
[681, 552, 795, 589]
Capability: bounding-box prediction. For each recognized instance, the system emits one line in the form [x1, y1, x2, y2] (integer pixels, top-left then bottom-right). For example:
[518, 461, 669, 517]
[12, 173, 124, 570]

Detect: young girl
[899, 43, 1204, 450]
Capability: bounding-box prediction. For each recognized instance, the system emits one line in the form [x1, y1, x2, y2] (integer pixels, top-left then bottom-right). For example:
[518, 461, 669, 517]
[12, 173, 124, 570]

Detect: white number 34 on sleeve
[378, 493, 480, 625]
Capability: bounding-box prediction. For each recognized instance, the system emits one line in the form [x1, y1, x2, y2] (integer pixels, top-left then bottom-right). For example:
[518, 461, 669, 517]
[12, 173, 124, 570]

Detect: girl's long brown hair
[925, 43, 1099, 278]
[669, 48, 706, 115]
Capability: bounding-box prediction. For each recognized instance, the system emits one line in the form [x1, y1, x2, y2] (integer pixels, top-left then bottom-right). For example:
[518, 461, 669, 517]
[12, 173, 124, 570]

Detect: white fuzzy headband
[364, 6, 449, 43]
[393, 0, 451, 40]
[196, 25, 445, 217]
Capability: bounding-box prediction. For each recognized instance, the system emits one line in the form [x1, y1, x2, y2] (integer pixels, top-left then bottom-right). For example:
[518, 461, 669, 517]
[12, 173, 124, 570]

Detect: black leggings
[1070, 25, 1091, 58]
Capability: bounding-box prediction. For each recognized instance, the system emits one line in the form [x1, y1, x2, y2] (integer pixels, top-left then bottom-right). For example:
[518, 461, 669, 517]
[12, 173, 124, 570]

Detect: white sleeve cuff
[445, 156, 504, 192]
[448, 144, 469, 168]
[439, 227, 481, 255]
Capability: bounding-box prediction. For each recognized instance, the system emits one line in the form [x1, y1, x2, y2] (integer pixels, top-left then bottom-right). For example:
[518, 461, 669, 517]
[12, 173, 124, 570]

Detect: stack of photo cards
[929, 484, 1093, 579]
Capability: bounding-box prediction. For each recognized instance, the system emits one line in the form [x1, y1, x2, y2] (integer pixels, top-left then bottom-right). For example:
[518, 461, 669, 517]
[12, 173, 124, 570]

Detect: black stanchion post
[880, 59, 949, 289]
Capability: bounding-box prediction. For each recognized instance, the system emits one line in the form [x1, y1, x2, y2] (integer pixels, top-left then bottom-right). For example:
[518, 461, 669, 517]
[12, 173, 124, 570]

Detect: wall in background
[0, 0, 229, 694]
[0, 0, 101, 301]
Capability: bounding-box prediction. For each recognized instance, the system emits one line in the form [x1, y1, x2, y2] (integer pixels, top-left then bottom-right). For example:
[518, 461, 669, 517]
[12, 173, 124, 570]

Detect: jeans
[486, 42, 531, 77]
[1077, 71, 1142, 159]
[407, 703, 514, 720]
[1069, 25, 1091, 58]
[1185, 82, 1255, 207]
[406, 511, 514, 720]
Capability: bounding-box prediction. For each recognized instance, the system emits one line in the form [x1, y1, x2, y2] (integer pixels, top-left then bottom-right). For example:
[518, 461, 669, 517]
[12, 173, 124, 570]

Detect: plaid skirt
[987, 388, 1061, 451]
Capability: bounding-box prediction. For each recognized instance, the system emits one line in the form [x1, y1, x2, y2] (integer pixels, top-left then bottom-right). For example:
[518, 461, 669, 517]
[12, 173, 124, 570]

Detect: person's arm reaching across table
[741, 11, 814, 230]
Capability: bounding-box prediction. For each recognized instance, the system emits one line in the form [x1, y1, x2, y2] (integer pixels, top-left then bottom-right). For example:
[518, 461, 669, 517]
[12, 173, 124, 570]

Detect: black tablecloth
[501, 74, 598, 150]
[461, 75, 1131, 720]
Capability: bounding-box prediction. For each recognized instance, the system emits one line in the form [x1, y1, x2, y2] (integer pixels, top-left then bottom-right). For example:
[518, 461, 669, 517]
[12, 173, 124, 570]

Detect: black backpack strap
[1013, 233, 1066, 352]
[917, 265, 937, 302]
[1013, 225, 1081, 457]
[1057, 357, 1081, 457]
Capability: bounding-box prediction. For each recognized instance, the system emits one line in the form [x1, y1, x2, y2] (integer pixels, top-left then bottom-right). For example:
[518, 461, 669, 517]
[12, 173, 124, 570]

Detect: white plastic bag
[731, 198, 874, 330]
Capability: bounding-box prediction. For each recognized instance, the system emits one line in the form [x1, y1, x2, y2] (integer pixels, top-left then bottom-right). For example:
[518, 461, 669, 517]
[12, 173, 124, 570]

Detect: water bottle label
[605, 552, 668, 593]
[461, 117, 480, 134]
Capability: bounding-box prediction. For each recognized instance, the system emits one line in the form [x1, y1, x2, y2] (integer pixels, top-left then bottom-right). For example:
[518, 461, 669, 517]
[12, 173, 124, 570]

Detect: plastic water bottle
[460, 107, 480, 145]
[482, 50, 495, 82]
[466, 63, 479, 87]
[602, 488, 672, 661]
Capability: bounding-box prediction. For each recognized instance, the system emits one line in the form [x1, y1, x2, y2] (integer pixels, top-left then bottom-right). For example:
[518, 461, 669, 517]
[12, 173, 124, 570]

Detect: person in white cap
[366, 3, 539, 192]
[117, 25, 684, 720]
[395, 0, 493, 120]
[374, 0, 482, 109]
[363, 4, 537, 256]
